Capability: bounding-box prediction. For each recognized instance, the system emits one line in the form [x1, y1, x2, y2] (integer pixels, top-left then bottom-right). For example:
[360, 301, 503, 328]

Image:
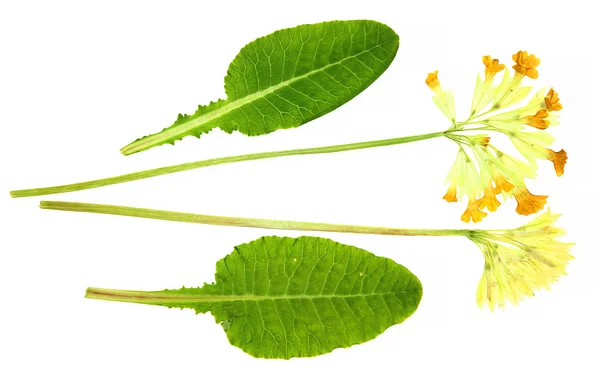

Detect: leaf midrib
[87, 287, 417, 304]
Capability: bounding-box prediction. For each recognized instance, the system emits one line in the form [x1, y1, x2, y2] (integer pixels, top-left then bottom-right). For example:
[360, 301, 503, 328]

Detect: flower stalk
[39, 201, 470, 237]
[11, 131, 447, 198]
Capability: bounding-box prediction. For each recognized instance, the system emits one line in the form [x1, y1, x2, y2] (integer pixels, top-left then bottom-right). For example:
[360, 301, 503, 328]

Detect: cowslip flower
[427, 51, 567, 223]
[467, 210, 574, 310]
[512, 50, 540, 79]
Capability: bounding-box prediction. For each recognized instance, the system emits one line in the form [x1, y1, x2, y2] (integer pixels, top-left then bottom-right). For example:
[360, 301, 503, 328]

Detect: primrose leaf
[120, 20, 399, 155]
[86, 236, 422, 359]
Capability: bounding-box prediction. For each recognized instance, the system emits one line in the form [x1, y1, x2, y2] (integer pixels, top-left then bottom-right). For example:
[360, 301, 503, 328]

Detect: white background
[1, 0, 598, 371]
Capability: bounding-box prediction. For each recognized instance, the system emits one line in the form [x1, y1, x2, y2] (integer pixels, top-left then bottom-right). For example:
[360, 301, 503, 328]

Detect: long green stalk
[39, 201, 471, 237]
[11, 131, 447, 198]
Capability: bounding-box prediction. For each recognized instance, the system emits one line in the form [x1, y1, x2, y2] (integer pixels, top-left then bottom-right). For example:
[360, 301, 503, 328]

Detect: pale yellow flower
[469, 211, 574, 310]
[426, 70, 456, 123]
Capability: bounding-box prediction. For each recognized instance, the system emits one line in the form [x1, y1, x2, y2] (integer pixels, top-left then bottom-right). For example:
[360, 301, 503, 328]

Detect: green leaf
[86, 236, 422, 359]
[120, 20, 399, 155]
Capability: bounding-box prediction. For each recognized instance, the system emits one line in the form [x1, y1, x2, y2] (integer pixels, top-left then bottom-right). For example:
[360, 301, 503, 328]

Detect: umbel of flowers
[427, 51, 567, 223]
[467, 210, 574, 310]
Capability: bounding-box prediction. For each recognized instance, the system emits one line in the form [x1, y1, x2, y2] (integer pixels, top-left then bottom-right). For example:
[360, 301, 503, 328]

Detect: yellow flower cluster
[468, 211, 574, 310]
[426, 51, 567, 223]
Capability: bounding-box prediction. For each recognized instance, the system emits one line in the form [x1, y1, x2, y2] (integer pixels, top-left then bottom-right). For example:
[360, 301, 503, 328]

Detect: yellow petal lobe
[442, 184, 458, 203]
[512, 50, 540, 79]
[461, 199, 487, 223]
[525, 109, 550, 129]
[545, 88, 563, 111]
[546, 149, 568, 176]
[513, 187, 547, 215]
[426, 70, 440, 90]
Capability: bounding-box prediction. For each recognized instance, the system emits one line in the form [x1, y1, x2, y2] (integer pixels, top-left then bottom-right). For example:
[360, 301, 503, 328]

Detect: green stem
[10, 131, 447, 198]
[40, 201, 471, 237]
